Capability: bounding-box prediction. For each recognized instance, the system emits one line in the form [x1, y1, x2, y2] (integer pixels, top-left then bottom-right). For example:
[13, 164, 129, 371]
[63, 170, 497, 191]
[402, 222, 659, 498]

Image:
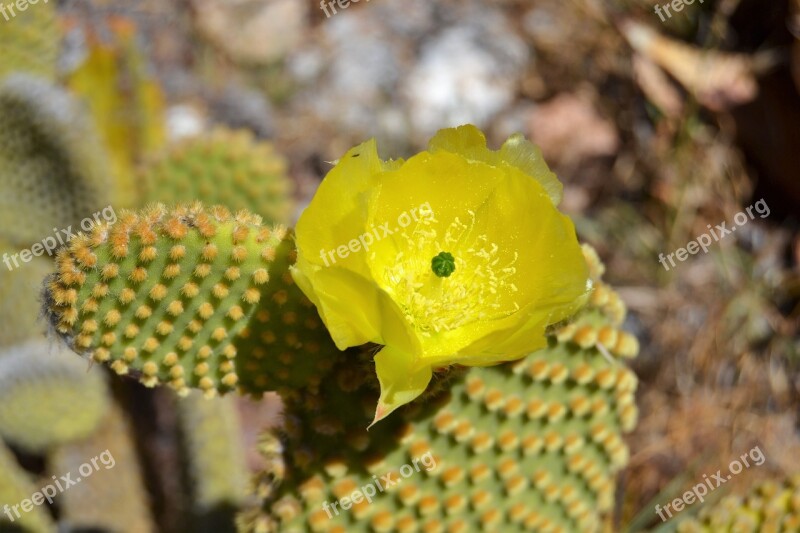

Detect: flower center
[379, 210, 519, 337]
[431, 251, 456, 278]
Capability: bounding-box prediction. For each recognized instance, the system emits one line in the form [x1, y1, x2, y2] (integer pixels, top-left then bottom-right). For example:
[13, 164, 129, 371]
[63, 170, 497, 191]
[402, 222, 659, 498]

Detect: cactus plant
[0, 439, 56, 533]
[237, 244, 639, 532]
[142, 128, 294, 226]
[176, 392, 250, 532]
[0, 74, 115, 250]
[676, 475, 800, 532]
[43, 202, 341, 398]
[34, 125, 644, 532]
[0, 0, 59, 82]
[0, 241, 51, 348]
[50, 402, 156, 532]
[0, 341, 109, 453]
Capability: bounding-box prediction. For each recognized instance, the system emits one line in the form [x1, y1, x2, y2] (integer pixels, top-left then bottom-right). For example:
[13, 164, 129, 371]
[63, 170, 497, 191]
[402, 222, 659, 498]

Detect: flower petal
[428, 124, 562, 205]
[369, 345, 432, 428]
[291, 263, 381, 349]
[498, 133, 562, 205]
[293, 139, 407, 348]
[294, 139, 386, 275]
[361, 147, 587, 360]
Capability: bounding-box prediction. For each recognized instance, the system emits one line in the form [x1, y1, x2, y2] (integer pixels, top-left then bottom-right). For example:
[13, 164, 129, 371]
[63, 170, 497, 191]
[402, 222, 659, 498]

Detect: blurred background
[0, 0, 798, 531]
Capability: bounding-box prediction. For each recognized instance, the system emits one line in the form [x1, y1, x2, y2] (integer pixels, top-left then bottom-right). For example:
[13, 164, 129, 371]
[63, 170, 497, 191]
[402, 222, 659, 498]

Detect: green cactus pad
[0, 440, 56, 533]
[0, 0, 59, 81]
[142, 128, 294, 226]
[50, 402, 156, 532]
[44, 203, 341, 397]
[239, 245, 639, 533]
[0, 240, 52, 348]
[231, 240, 343, 396]
[676, 475, 800, 532]
[177, 392, 249, 532]
[0, 341, 109, 453]
[0, 74, 115, 250]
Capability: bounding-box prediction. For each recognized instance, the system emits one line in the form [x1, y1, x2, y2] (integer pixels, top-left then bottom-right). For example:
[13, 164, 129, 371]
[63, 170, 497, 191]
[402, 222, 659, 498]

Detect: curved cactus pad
[0, 440, 56, 533]
[0, 74, 115, 250]
[142, 128, 294, 226]
[0, 341, 109, 453]
[44, 202, 340, 397]
[676, 475, 800, 532]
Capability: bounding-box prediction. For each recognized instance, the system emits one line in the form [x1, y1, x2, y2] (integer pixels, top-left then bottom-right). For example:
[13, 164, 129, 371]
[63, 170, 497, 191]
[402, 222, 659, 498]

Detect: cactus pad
[0, 0, 59, 81]
[0, 440, 56, 533]
[0, 240, 51, 348]
[51, 402, 156, 532]
[0, 74, 115, 249]
[142, 128, 294, 225]
[0, 341, 109, 453]
[239, 245, 640, 532]
[676, 475, 800, 532]
[44, 202, 340, 398]
[177, 392, 249, 531]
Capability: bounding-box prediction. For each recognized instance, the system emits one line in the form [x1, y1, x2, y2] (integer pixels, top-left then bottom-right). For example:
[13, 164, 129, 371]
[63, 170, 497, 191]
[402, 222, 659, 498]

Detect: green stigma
[431, 252, 456, 278]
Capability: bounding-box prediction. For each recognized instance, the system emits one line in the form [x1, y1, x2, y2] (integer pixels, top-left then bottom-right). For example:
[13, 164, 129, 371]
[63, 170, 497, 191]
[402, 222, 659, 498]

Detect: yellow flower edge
[292, 125, 590, 426]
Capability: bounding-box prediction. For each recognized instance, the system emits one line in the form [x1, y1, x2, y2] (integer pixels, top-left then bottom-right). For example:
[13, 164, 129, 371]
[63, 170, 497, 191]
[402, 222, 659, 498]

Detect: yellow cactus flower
[292, 125, 590, 426]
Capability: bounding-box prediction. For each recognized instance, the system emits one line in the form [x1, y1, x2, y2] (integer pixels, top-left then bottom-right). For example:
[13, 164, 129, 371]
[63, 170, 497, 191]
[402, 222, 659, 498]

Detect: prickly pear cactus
[0, 439, 56, 533]
[142, 128, 294, 225]
[50, 402, 156, 532]
[0, 0, 59, 81]
[238, 244, 640, 533]
[0, 74, 115, 249]
[0, 341, 109, 453]
[43, 203, 341, 398]
[0, 240, 51, 348]
[176, 392, 249, 531]
[676, 475, 800, 532]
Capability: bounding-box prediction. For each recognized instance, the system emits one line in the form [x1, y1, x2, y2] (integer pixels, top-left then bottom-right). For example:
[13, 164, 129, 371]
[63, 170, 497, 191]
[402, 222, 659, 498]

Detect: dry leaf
[619, 19, 777, 111]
